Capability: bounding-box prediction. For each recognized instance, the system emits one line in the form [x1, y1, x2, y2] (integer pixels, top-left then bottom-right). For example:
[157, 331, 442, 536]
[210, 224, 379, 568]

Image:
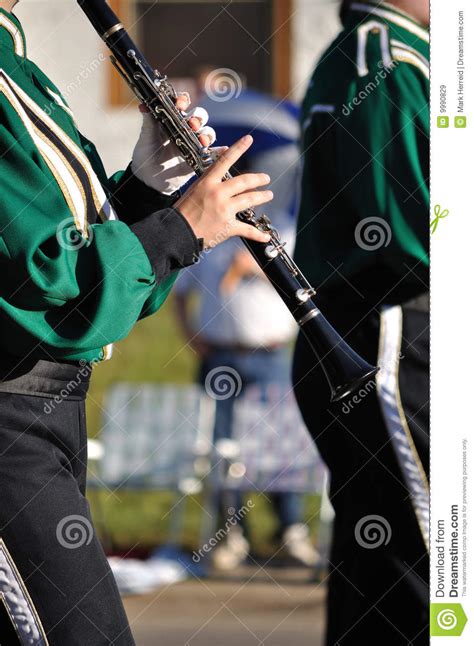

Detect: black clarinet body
[77, 0, 378, 402]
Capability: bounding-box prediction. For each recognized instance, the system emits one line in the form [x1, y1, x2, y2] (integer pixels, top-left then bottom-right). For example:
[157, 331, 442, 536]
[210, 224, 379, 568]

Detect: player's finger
[208, 146, 229, 161]
[198, 126, 216, 147]
[175, 92, 191, 111]
[221, 173, 271, 197]
[231, 221, 271, 243]
[232, 190, 274, 213]
[188, 107, 209, 132]
[207, 135, 253, 179]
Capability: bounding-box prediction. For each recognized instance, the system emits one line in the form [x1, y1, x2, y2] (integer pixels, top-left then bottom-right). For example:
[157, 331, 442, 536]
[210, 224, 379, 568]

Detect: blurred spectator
[175, 78, 318, 570]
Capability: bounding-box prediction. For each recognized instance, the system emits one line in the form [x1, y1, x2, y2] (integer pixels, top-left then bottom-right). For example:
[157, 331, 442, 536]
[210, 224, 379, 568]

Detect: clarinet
[77, 0, 378, 402]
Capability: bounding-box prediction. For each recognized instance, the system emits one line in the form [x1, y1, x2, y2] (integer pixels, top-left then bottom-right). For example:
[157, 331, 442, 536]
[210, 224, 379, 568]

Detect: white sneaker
[212, 527, 250, 571]
[282, 524, 320, 567]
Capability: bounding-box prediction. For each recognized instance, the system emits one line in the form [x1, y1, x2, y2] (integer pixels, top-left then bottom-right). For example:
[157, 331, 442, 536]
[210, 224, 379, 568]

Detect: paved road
[124, 567, 326, 645]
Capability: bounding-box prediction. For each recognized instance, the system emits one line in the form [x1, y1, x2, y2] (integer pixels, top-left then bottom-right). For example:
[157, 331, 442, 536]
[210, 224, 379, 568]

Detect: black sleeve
[130, 207, 202, 282]
[111, 164, 180, 224]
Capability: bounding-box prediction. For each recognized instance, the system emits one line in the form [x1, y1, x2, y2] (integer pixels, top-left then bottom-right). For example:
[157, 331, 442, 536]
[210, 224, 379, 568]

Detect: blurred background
[16, 1, 342, 644]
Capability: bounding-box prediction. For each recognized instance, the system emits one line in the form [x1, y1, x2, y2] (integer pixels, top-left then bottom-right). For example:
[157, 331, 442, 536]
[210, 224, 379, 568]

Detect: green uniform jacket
[0, 9, 200, 363]
[295, 1, 429, 309]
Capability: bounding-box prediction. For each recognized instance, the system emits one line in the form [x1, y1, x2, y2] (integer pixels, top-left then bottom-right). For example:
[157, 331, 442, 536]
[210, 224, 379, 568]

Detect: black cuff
[130, 207, 201, 283]
[112, 165, 180, 224]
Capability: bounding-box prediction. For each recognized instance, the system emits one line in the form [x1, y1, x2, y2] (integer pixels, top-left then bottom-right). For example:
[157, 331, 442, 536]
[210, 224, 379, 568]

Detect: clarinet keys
[296, 287, 317, 303]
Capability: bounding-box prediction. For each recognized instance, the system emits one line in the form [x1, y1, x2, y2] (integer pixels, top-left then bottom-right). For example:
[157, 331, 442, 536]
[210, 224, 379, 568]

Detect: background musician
[292, 1, 430, 643]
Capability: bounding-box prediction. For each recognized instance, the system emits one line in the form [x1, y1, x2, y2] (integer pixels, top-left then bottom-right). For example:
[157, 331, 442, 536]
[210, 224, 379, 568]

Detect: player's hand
[175, 135, 273, 248]
[131, 93, 216, 195]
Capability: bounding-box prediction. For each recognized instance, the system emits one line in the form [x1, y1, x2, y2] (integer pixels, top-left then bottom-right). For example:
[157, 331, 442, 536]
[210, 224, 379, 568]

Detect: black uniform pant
[293, 304, 429, 645]
[0, 392, 135, 645]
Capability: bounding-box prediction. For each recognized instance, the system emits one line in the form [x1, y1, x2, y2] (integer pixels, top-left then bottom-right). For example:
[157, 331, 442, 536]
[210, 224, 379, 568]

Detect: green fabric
[295, 1, 429, 305]
[0, 9, 176, 362]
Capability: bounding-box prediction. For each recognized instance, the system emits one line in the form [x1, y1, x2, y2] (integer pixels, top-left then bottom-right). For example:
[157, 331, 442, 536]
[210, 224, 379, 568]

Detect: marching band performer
[0, 1, 274, 642]
[292, 1, 429, 643]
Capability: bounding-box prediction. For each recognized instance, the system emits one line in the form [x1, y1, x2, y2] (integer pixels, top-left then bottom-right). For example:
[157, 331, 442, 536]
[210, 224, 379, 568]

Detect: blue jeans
[199, 347, 303, 531]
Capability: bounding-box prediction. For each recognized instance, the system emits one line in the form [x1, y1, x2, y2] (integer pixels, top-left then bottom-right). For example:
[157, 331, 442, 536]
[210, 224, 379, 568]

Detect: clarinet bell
[301, 310, 379, 403]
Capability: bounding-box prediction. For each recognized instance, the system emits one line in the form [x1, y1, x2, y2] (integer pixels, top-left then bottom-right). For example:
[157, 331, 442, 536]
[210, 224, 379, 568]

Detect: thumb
[231, 222, 271, 244]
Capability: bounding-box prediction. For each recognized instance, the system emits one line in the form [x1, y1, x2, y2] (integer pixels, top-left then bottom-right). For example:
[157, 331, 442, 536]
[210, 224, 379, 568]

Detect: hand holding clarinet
[78, 0, 378, 402]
